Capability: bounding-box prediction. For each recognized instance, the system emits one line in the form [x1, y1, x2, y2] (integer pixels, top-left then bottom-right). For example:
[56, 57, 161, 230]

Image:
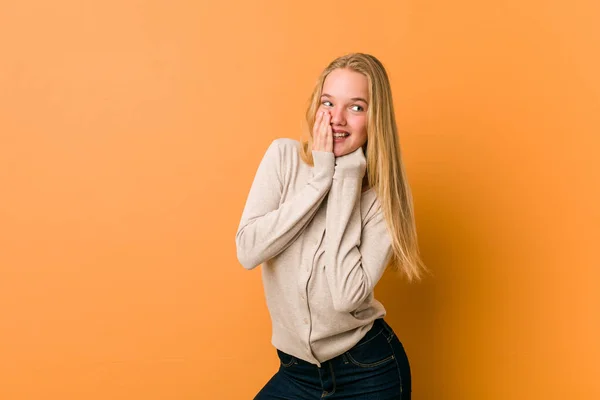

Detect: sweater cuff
[312, 150, 335, 177]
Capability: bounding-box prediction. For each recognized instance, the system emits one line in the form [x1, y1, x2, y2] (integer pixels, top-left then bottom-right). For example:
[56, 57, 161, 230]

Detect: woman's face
[319, 68, 369, 158]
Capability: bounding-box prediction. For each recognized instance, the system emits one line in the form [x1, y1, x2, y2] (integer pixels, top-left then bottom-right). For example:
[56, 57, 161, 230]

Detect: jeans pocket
[276, 349, 297, 368]
[344, 326, 395, 368]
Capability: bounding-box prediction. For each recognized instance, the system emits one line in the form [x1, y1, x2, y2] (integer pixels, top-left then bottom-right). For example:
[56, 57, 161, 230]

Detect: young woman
[236, 53, 427, 399]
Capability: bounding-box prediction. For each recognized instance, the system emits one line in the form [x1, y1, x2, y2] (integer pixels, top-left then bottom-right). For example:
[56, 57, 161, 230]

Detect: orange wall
[1, 1, 598, 399]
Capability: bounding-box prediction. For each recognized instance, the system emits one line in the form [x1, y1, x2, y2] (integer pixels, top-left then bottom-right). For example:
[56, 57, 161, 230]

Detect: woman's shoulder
[265, 137, 304, 164]
[269, 137, 302, 152]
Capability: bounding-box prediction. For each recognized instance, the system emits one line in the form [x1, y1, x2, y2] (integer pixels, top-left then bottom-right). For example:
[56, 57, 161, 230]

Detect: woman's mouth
[333, 130, 350, 141]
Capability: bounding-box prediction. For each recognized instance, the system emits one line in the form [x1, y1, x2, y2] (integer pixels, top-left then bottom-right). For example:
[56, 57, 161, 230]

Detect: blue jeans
[255, 318, 411, 399]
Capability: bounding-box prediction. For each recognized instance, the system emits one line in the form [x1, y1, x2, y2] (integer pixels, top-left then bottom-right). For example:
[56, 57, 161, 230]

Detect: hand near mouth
[312, 111, 333, 153]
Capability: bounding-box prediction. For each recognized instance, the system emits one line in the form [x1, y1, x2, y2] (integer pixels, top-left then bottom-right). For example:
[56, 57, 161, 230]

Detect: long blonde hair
[299, 53, 429, 281]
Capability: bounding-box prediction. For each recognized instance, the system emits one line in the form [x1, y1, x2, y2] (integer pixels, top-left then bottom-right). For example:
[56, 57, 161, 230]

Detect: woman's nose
[330, 107, 346, 125]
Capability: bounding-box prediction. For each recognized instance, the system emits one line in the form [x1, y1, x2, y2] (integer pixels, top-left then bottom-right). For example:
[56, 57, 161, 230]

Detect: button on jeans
[255, 318, 411, 399]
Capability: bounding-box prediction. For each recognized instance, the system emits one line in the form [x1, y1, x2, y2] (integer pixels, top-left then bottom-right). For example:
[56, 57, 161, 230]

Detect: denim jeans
[255, 318, 411, 399]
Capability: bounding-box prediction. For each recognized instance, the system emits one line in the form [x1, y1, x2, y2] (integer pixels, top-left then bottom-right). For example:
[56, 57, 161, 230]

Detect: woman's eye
[322, 101, 333, 107]
[351, 105, 364, 112]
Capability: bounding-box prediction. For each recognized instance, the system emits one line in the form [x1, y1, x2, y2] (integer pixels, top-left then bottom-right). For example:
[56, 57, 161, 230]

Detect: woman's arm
[324, 146, 393, 312]
[236, 139, 335, 270]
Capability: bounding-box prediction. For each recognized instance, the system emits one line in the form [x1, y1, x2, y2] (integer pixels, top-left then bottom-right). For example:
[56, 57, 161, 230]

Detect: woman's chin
[333, 142, 349, 157]
[334, 143, 360, 158]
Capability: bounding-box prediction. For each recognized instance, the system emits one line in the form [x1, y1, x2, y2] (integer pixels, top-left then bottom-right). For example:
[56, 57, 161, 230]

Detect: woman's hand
[312, 111, 333, 153]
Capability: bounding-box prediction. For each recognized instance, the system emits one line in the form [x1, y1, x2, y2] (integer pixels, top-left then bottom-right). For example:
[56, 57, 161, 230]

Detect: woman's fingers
[326, 117, 333, 152]
[312, 111, 322, 150]
[314, 111, 324, 151]
[312, 111, 332, 153]
[321, 112, 330, 149]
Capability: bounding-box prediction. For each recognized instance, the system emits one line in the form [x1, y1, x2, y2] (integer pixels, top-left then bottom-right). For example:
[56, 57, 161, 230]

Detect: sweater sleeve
[236, 139, 336, 270]
[323, 146, 393, 312]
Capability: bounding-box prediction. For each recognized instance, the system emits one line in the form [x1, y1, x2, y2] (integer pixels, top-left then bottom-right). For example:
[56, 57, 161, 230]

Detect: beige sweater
[235, 138, 393, 366]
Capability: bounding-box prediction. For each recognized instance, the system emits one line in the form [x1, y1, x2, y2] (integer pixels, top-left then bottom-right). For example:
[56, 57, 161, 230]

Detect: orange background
[1, 1, 598, 399]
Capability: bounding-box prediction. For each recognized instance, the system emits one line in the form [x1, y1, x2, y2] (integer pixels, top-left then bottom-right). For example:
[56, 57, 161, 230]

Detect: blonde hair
[299, 53, 429, 281]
